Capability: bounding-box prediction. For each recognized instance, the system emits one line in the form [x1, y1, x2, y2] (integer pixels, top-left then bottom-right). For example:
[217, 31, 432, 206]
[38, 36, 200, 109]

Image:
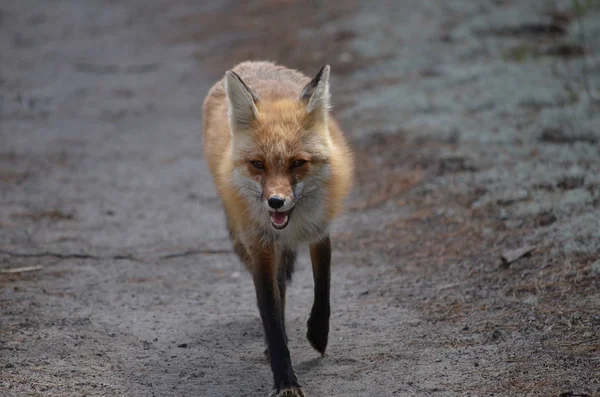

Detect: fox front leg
[252, 248, 304, 397]
[307, 236, 331, 355]
[264, 248, 297, 360]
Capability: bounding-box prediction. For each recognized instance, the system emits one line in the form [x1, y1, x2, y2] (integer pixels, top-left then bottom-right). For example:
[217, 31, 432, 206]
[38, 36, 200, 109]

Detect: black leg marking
[307, 236, 331, 355]
[265, 248, 297, 361]
[253, 254, 301, 393]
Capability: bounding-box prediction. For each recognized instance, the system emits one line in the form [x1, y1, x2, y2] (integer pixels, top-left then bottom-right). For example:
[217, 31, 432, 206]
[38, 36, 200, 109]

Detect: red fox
[202, 61, 354, 397]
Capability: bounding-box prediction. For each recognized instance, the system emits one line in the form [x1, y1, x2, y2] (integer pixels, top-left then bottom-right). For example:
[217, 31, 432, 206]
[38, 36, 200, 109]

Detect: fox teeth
[273, 215, 288, 226]
[270, 212, 290, 229]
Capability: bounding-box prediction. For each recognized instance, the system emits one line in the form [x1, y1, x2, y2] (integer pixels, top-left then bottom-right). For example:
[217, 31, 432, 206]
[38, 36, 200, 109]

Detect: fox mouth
[269, 208, 293, 230]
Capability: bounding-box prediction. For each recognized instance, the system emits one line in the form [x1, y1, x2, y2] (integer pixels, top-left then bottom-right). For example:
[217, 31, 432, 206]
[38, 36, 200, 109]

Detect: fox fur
[202, 61, 353, 397]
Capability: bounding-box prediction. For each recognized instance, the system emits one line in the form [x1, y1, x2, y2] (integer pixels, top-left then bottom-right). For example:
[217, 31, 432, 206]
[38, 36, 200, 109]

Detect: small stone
[501, 246, 535, 267]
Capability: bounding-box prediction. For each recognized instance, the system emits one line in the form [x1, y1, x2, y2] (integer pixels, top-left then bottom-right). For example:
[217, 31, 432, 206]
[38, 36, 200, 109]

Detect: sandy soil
[1, 0, 599, 396]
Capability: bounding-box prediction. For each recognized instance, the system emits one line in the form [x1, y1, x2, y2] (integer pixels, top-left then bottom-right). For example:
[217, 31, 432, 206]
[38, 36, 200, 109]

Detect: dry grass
[338, 120, 600, 396]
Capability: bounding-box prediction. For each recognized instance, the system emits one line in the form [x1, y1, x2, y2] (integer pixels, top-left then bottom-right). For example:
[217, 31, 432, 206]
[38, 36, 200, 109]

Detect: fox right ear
[225, 71, 259, 132]
[300, 65, 331, 116]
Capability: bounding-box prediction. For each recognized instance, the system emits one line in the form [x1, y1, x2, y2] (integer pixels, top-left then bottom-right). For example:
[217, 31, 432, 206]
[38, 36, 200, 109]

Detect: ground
[1, 0, 599, 396]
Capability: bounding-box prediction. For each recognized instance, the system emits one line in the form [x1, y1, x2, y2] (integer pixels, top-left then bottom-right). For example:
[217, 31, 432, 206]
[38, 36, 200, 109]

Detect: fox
[202, 61, 353, 397]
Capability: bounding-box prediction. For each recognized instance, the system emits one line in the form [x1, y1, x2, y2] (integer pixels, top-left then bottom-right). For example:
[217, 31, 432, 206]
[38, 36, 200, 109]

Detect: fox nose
[267, 196, 285, 210]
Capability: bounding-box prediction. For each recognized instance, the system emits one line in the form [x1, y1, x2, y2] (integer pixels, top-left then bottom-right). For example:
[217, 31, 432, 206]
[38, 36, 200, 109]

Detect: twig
[0, 248, 232, 262]
[0, 249, 137, 262]
[0, 265, 44, 274]
[0, 249, 98, 259]
[159, 249, 232, 259]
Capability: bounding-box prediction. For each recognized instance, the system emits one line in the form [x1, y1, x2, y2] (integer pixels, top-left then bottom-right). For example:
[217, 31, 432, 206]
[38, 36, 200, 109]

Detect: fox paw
[269, 386, 306, 397]
[306, 314, 329, 355]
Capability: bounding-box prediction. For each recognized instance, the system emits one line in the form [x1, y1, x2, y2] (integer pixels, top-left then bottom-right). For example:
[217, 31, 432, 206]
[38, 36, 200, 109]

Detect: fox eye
[292, 159, 307, 169]
[250, 160, 265, 170]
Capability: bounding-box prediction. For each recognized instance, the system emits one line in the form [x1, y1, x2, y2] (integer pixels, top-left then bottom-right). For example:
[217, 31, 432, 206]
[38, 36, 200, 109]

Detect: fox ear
[300, 65, 331, 117]
[225, 71, 259, 132]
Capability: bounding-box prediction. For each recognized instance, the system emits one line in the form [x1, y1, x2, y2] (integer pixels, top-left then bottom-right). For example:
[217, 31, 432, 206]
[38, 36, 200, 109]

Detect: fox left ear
[300, 65, 331, 118]
[225, 70, 259, 133]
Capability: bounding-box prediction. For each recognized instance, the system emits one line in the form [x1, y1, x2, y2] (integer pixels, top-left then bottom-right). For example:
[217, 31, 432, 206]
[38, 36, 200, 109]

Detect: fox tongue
[271, 211, 287, 225]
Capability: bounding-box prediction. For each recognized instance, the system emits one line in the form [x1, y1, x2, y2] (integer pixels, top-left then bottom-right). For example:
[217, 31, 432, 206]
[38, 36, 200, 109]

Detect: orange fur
[202, 60, 353, 266]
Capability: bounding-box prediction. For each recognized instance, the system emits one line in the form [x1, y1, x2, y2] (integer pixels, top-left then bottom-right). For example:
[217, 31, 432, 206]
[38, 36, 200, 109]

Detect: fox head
[225, 65, 333, 237]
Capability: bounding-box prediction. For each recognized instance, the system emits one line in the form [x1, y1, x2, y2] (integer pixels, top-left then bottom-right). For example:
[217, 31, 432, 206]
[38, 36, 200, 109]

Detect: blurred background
[1, 1, 599, 396]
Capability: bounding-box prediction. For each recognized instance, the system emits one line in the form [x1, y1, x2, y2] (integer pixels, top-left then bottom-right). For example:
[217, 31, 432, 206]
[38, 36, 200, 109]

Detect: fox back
[202, 61, 353, 249]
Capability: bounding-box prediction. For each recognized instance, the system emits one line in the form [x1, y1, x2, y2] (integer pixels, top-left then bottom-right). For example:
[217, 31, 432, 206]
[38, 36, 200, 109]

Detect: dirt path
[1, 0, 599, 396]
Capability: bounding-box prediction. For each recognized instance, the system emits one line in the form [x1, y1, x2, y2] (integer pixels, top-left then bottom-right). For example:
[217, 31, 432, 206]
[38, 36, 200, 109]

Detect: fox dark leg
[278, 247, 297, 342]
[252, 246, 304, 396]
[307, 235, 331, 355]
[264, 248, 297, 360]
